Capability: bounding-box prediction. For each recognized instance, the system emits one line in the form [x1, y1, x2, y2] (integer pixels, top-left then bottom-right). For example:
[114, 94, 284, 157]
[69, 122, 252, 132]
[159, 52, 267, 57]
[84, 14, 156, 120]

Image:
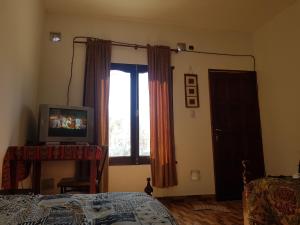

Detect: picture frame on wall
[186, 86, 197, 97]
[185, 74, 197, 86]
[184, 74, 199, 108]
[186, 96, 199, 107]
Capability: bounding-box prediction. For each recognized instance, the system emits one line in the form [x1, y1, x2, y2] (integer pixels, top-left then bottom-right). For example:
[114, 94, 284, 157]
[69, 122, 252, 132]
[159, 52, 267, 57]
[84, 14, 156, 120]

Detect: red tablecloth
[2, 145, 104, 192]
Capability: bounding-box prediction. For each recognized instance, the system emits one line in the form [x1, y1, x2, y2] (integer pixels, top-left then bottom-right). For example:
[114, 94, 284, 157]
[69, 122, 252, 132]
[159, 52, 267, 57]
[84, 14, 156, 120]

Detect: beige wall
[39, 13, 253, 196]
[1, 0, 298, 197]
[0, 0, 44, 186]
[254, 1, 300, 176]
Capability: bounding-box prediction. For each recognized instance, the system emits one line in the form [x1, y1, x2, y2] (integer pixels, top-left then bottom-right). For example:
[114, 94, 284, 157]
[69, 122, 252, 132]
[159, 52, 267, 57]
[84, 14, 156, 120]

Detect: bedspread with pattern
[0, 192, 178, 225]
[246, 177, 300, 225]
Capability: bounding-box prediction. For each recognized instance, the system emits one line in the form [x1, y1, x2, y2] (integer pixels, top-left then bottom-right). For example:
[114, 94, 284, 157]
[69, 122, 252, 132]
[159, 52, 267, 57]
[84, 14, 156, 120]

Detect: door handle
[215, 129, 223, 132]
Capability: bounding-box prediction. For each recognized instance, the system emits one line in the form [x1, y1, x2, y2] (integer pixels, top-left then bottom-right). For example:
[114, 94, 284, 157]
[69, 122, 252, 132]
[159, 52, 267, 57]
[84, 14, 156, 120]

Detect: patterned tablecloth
[246, 177, 300, 225]
[1, 145, 104, 192]
[0, 192, 178, 225]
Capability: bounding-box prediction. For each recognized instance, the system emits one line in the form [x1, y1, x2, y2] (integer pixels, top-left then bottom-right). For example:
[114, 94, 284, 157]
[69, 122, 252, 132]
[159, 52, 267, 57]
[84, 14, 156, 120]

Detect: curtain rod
[73, 36, 178, 52]
[73, 36, 256, 70]
[67, 36, 256, 105]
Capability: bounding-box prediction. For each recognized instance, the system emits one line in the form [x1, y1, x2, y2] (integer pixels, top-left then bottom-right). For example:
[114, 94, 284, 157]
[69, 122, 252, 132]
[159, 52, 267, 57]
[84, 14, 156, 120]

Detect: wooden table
[1, 145, 104, 194]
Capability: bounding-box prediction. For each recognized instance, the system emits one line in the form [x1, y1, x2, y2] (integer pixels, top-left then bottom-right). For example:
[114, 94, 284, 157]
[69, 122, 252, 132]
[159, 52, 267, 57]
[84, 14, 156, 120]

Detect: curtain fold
[147, 45, 178, 188]
[77, 38, 111, 192]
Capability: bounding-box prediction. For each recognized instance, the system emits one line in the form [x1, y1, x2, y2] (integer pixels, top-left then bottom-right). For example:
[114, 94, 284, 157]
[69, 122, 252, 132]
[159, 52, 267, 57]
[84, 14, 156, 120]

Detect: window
[109, 63, 150, 165]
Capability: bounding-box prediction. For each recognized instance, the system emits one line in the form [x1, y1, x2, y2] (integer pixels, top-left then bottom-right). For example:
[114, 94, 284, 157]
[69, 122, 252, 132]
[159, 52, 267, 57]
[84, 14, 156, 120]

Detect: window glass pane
[139, 72, 150, 156]
[109, 70, 131, 157]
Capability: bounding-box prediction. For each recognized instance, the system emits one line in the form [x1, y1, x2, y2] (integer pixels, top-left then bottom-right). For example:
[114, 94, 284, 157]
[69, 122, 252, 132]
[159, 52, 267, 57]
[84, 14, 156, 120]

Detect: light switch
[191, 170, 200, 181]
[190, 110, 196, 118]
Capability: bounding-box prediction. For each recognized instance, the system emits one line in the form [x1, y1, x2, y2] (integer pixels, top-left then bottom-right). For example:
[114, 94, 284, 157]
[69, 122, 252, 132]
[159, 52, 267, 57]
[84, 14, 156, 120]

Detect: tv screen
[39, 104, 94, 144]
[48, 108, 88, 137]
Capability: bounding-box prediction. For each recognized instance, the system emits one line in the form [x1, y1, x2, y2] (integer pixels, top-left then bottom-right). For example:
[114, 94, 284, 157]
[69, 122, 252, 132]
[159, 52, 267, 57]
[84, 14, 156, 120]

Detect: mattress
[0, 192, 178, 225]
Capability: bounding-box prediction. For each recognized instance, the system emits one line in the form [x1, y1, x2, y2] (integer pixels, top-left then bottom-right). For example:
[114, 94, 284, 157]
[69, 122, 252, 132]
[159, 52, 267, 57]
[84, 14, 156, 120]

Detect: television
[38, 104, 94, 144]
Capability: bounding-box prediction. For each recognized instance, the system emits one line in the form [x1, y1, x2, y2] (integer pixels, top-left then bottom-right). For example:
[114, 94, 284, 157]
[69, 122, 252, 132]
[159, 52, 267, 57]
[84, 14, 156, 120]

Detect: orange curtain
[82, 38, 111, 192]
[147, 45, 178, 188]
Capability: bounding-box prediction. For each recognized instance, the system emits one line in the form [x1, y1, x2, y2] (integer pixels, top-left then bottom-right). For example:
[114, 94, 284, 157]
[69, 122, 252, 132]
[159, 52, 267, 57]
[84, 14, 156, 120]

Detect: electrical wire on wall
[184, 49, 255, 70]
[66, 36, 256, 105]
[66, 38, 75, 106]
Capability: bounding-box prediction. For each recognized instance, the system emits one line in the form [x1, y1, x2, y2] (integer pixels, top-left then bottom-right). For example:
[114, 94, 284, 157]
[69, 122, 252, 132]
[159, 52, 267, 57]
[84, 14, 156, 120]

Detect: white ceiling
[44, 0, 297, 32]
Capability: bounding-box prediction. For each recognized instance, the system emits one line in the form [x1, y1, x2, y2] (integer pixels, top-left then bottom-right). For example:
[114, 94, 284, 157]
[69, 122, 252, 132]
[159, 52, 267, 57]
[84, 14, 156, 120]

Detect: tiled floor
[160, 197, 244, 225]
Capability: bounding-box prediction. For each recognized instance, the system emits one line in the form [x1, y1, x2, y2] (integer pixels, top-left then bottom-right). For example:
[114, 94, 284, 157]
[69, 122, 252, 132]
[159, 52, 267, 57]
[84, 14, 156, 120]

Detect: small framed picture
[184, 74, 199, 108]
[186, 86, 197, 97]
[186, 97, 199, 108]
[185, 74, 198, 86]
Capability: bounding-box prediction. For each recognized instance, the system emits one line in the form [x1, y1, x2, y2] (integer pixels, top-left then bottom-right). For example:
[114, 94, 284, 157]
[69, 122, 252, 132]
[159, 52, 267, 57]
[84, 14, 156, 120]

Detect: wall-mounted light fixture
[177, 42, 186, 52]
[50, 32, 62, 43]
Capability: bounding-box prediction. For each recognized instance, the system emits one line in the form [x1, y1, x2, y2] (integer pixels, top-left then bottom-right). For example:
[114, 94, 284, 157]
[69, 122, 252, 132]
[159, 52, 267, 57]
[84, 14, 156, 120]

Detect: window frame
[109, 63, 150, 166]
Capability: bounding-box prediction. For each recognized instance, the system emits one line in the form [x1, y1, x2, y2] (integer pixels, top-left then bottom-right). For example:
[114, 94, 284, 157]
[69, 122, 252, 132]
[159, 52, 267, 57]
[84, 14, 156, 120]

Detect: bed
[0, 192, 178, 225]
[244, 177, 300, 225]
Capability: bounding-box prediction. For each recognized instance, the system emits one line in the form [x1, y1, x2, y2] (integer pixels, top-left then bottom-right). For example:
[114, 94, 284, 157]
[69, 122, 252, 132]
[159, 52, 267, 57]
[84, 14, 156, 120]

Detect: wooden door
[209, 69, 265, 201]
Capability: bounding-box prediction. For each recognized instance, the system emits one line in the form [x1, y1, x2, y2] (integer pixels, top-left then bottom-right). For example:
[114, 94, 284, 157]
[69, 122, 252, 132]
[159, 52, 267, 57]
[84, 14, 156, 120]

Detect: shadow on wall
[26, 107, 38, 145]
[9, 105, 38, 146]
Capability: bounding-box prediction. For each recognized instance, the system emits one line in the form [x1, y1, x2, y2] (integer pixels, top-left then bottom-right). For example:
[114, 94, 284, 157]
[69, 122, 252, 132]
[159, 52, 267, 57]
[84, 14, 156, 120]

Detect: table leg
[90, 160, 97, 194]
[32, 161, 41, 194]
[10, 160, 17, 189]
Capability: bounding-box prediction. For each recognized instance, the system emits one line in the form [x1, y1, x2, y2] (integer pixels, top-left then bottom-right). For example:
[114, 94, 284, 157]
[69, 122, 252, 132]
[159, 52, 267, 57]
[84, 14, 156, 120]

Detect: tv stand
[2, 145, 105, 194]
[45, 142, 90, 146]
